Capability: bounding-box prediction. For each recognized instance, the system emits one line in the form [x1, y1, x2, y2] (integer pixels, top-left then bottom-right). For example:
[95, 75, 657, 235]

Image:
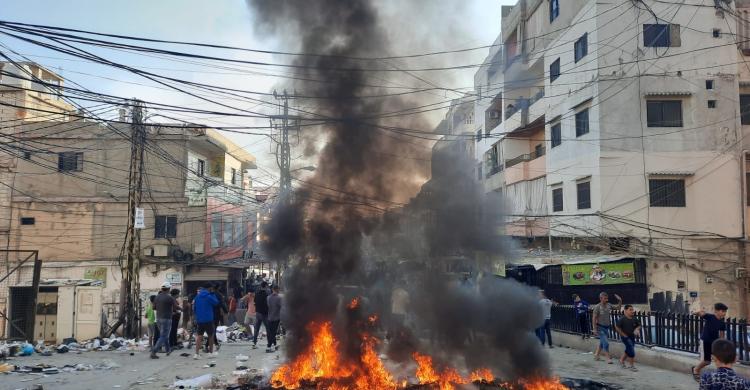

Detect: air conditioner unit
[144, 244, 170, 257]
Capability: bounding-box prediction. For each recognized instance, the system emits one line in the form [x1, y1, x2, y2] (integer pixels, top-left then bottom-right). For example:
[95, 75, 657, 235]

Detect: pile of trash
[0, 336, 149, 359]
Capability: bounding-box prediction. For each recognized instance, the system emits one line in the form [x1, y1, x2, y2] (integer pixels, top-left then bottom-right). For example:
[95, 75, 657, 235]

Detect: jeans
[621, 335, 635, 358]
[170, 314, 180, 348]
[267, 320, 280, 348]
[597, 325, 610, 352]
[535, 319, 552, 346]
[152, 318, 172, 354]
[253, 312, 267, 345]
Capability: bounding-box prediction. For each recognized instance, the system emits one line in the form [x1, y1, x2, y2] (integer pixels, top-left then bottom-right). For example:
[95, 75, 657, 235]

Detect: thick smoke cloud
[248, 0, 549, 380]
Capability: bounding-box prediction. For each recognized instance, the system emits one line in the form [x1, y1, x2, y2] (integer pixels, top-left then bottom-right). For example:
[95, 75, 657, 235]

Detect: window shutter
[166, 216, 177, 238]
[669, 24, 681, 47]
[58, 154, 64, 171]
[154, 216, 165, 238]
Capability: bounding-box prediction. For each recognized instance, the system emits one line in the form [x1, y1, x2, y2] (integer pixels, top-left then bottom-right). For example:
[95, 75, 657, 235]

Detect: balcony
[504, 89, 545, 133]
[486, 164, 504, 178]
[504, 147, 546, 186]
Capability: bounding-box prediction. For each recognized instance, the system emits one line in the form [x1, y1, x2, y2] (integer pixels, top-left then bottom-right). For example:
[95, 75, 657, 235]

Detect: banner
[561, 262, 635, 286]
[83, 267, 107, 287]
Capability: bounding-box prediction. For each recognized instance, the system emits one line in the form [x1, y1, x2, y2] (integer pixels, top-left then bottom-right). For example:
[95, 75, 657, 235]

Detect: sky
[1, 0, 512, 186]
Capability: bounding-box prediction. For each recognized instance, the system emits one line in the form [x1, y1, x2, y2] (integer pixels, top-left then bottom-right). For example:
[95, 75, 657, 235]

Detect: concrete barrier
[551, 330, 750, 377]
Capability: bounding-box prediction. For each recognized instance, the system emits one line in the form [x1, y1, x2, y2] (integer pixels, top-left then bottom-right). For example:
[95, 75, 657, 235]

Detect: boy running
[615, 304, 641, 371]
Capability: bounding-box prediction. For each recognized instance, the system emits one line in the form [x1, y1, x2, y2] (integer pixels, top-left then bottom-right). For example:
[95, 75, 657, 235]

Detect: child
[615, 304, 641, 371]
[693, 303, 729, 380]
[145, 295, 157, 348]
[699, 339, 750, 389]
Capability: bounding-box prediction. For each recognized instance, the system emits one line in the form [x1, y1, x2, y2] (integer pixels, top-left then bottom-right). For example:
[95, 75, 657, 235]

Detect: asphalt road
[0, 341, 701, 389]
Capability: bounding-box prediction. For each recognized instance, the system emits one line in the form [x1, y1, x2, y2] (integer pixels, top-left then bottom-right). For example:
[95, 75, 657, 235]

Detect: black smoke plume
[248, 0, 549, 380]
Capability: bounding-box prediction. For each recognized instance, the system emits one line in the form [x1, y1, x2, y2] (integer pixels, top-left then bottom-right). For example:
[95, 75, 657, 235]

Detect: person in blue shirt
[693, 302, 729, 380]
[700, 339, 750, 389]
[192, 284, 219, 360]
[573, 294, 590, 339]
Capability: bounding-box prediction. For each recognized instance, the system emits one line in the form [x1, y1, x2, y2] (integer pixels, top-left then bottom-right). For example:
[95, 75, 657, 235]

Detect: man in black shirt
[615, 304, 641, 371]
[693, 302, 728, 380]
[252, 281, 270, 349]
[151, 282, 176, 359]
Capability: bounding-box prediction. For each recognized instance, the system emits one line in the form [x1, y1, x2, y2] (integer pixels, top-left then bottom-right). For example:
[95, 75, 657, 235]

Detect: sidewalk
[551, 330, 750, 378]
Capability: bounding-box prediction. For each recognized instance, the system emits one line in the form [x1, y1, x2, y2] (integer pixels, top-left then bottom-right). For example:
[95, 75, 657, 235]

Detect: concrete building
[0, 118, 257, 339]
[473, 0, 750, 316]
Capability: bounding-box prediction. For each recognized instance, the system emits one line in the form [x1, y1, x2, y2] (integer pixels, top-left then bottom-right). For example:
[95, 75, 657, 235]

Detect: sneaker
[166, 349, 173, 356]
[266, 348, 273, 353]
[620, 362, 627, 369]
[150, 353, 159, 359]
[629, 366, 638, 372]
[252, 344, 258, 350]
[210, 352, 219, 357]
[193, 354, 200, 360]
[548, 345, 554, 349]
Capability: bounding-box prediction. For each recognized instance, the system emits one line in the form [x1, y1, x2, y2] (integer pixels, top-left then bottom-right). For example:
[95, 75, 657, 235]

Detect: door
[74, 286, 102, 340]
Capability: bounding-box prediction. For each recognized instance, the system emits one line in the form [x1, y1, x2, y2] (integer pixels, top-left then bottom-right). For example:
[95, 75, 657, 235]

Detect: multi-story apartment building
[0, 116, 257, 338]
[474, 0, 750, 316]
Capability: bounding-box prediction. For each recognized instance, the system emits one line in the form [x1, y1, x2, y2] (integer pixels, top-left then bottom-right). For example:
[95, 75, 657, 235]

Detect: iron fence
[550, 305, 750, 362]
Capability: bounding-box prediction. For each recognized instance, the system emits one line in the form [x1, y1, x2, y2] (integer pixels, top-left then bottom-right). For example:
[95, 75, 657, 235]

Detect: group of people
[541, 290, 750, 388]
[145, 280, 283, 360]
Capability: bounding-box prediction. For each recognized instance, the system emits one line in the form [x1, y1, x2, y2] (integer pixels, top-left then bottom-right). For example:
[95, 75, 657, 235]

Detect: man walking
[151, 282, 176, 359]
[193, 284, 219, 360]
[592, 291, 623, 364]
[266, 285, 282, 353]
[535, 290, 556, 348]
[573, 294, 590, 339]
[252, 281, 270, 349]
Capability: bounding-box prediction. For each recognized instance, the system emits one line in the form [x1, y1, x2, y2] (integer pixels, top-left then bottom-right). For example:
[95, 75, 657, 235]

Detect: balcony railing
[505, 146, 545, 169]
[486, 164, 504, 178]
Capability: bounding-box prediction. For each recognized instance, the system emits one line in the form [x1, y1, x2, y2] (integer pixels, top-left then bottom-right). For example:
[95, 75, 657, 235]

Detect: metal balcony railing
[505, 146, 545, 169]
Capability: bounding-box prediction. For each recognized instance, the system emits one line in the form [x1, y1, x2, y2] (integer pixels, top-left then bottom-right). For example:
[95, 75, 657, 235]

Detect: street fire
[269, 321, 567, 390]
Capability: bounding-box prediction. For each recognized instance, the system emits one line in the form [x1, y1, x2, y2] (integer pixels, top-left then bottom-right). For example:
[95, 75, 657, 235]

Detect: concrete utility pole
[119, 100, 146, 338]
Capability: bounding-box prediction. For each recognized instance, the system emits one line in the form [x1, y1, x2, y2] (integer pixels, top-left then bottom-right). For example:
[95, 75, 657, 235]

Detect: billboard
[561, 262, 635, 286]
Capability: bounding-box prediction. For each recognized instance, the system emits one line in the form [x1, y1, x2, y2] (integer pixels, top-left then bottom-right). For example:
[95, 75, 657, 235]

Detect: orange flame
[348, 297, 360, 309]
[367, 314, 378, 324]
[271, 321, 567, 390]
[469, 368, 494, 383]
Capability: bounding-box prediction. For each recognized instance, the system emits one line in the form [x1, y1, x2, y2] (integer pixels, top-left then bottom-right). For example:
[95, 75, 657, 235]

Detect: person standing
[145, 295, 157, 348]
[615, 304, 641, 371]
[573, 294, 590, 339]
[266, 285, 282, 353]
[169, 289, 182, 349]
[692, 302, 729, 380]
[535, 290, 556, 348]
[592, 291, 623, 364]
[151, 282, 176, 359]
[252, 281, 270, 349]
[242, 289, 256, 337]
[228, 294, 238, 325]
[193, 284, 219, 360]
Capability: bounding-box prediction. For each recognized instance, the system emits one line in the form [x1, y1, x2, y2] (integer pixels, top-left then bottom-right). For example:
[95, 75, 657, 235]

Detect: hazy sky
[2, 0, 513, 184]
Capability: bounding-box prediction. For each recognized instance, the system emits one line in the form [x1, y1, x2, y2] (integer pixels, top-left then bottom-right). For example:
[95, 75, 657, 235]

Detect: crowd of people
[537, 290, 750, 389]
[144, 277, 284, 360]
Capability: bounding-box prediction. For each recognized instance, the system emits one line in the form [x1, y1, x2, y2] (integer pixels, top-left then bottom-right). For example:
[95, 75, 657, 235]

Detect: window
[231, 168, 237, 185]
[574, 33, 588, 63]
[549, 0, 560, 22]
[552, 187, 563, 212]
[577, 181, 591, 209]
[22, 151, 31, 160]
[741, 95, 750, 125]
[677, 280, 686, 289]
[20, 217, 35, 225]
[643, 24, 680, 47]
[551, 123, 562, 148]
[550, 58, 561, 83]
[647, 100, 683, 127]
[575, 108, 589, 137]
[57, 152, 83, 172]
[706, 80, 714, 90]
[708, 100, 717, 109]
[476, 129, 482, 142]
[223, 216, 233, 246]
[154, 215, 177, 238]
[535, 144, 544, 158]
[235, 218, 245, 246]
[211, 213, 222, 248]
[649, 179, 686, 207]
[713, 28, 721, 38]
[197, 159, 205, 177]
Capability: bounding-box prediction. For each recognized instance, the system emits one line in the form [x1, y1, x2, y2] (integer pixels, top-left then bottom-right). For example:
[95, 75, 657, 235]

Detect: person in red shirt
[228, 295, 238, 324]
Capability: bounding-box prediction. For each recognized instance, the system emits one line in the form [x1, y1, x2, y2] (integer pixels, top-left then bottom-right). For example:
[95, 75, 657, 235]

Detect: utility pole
[275, 90, 293, 198]
[119, 100, 146, 338]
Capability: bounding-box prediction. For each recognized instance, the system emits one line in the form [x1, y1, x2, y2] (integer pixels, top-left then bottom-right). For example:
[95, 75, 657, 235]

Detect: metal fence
[550, 305, 750, 362]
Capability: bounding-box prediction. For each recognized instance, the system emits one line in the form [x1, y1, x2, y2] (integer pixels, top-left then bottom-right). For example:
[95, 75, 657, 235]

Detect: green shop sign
[561, 262, 635, 286]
